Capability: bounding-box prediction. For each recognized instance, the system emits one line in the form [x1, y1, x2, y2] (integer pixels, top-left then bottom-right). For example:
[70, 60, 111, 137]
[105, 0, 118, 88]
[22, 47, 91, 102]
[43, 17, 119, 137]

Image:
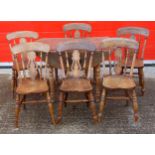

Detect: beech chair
[98, 38, 139, 123]
[11, 42, 55, 128]
[117, 27, 149, 95]
[6, 31, 39, 98]
[56, 40, 97, 124]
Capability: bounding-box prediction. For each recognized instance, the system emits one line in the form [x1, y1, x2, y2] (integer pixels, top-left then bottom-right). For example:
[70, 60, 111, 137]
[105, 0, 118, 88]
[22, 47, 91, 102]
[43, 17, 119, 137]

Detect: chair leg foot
[138, 68, 145, 96]
[98, 89, 106, 122]
[56, 92, 64, 124]
[132, 89, 139, 122]
[48, 103, 56, 125]
[15, 94, 21, 128]
[47, 92, 56, 125]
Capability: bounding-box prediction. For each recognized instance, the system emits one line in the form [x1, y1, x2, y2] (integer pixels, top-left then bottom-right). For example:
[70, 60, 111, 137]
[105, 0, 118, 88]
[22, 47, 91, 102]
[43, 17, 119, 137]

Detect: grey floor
[0, 67, 155, 134]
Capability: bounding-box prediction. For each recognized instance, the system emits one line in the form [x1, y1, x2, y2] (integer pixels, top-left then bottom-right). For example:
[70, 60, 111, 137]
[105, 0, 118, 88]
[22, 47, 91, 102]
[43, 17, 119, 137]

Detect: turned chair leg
[46, 92, 56, 125]
[132, 89, 139, 122]
[15, 94, 22, 128]
[87, 91, 98, 123]
[56, 91, 65, 124]
[12, 69, 17, 98]
[98, 89, 107, 122]
[64, 92, 68, 107]
[138, 67, 145, 96]
[85, 93, 90, 108]
[124, 90, 129, 106]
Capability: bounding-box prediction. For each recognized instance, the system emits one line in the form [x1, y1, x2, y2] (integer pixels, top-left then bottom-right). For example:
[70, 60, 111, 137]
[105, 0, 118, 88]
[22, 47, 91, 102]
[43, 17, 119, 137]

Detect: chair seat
[122, 59, 144, 68]
[13, 60, 28, 70]
[16, 78, 48, 94]
[60, 78, 93, 92]
[103, 75, 136, 89]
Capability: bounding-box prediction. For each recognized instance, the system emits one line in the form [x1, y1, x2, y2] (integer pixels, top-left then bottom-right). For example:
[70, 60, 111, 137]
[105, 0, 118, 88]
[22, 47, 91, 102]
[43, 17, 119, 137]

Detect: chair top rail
[11, 42, 50, 54]
[57, 40, 96, 52]
[6, 31, 39, 41]
[117, 27, 150, 37]
[63, 23, 92, 32]
[100, 38, 139, 51]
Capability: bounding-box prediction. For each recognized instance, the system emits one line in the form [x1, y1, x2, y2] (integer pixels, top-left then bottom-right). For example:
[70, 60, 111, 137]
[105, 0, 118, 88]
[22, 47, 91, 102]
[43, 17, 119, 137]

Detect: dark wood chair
[98, 38, 139, 123]
[6, 31, 39, 98]
[117, 27, 149, 95]
[11, 42, 55, 128]
[56, 40, 97, 124]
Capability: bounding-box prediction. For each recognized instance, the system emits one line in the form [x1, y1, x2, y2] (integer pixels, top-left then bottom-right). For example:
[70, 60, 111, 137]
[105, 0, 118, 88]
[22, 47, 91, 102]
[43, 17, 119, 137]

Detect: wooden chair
[117, 27, 149, 95]
[98, 38, 139, 123]
[6, 31, 39, 98]
[11, 42, 55, 128]
[56, 40, 97, 124]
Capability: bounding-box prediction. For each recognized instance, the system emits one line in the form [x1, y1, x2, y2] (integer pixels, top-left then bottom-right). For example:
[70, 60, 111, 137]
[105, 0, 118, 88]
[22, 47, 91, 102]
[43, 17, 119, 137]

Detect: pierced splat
[74, 30, 81, 38]
[70, 50, 82, 78]
[27, 51, 38, 80]
[114, 48, 123, 75]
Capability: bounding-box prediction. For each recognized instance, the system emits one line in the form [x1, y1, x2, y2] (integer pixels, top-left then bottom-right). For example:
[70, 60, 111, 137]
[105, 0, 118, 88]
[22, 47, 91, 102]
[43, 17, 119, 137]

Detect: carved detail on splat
[70, 50, 81, 78]
[27, 51, 38, 80]
[114, 48, 123, 75]
[19, 38, 27, 61]
[74, 30, 81, 38]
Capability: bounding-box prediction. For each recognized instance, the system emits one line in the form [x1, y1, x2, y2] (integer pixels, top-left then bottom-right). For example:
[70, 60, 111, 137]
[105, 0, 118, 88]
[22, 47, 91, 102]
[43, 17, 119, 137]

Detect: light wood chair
[56, 40, 97, 124]
[6, 31, 39, 98]
[11, 42, 55, 128]
[98, 38, 139, 123]
[117, 27, 149, 95]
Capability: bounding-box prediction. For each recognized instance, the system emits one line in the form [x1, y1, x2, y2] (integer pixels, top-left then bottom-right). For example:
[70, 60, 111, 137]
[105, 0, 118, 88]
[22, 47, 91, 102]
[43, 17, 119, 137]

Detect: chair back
[6, 31, 39, 62]
[100, 38, 139, 77]
[117, 27, 149, 59]
[11, 42, 50, 81]
[63, 23, 92, 38]
[56, 40, 96, 79]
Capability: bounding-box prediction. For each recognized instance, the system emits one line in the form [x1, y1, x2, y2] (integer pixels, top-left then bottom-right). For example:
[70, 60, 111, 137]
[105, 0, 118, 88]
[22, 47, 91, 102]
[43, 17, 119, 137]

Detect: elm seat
[16, 78, 49, 94]
[60, 78, 92, 92]
[103, 75, 136, 90]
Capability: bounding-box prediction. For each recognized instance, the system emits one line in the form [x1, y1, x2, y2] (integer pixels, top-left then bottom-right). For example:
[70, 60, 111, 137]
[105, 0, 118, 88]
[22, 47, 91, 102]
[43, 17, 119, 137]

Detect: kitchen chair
[56, 40, 97, 124]
[11, 42, 55, 128]
[6, 31, 39, 98]
[98, 38, 139, 123]
[117, 27, 149, 95]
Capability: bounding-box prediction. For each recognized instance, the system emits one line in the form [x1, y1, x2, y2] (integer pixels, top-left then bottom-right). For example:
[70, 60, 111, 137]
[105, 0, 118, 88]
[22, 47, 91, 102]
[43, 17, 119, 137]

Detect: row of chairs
[6, 23, 149, 128]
